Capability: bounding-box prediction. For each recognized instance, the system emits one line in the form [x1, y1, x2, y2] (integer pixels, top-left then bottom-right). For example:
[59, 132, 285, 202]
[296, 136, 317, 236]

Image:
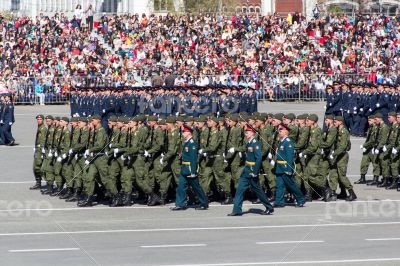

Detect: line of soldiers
[325, 82, 400, 136]
[31, 111, 357, 207]
[357, 112, 400, 191]
[70, 85, 258, 129]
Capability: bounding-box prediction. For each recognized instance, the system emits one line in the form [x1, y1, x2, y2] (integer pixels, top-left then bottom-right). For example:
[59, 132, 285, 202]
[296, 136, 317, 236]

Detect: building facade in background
[0, 0, 398, 18]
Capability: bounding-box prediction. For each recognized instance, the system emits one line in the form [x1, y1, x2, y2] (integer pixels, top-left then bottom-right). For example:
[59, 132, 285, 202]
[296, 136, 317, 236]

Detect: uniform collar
[280, 136, 287, 142]
[185, 137, 192, 143]
[248, 137, 255, 144]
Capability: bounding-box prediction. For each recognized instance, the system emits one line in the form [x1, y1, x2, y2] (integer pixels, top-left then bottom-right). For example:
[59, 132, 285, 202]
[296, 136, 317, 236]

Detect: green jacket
[163, 128, 180, 162]
[35, 124, 47, 149]
[295, 126, 310, 151]
[302, 126, 322, 157]
[88, 127, 108, 154]
[320, 126, 337, 156]
[332, 126, 350, 160]
[376, 123, 389, 151]
[362, 124, 378, 151]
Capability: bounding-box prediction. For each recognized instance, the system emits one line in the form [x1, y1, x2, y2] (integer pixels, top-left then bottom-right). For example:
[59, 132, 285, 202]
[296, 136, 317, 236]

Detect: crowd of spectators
[1, 10, 400, 104]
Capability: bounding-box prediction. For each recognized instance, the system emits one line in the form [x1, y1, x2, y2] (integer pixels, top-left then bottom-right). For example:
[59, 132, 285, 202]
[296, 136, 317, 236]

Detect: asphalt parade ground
[0, 102, 400, 266]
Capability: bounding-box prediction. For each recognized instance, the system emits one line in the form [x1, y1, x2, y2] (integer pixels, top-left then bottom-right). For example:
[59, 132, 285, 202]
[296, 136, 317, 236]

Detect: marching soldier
[31, 114, 46, 190]
[357, 115, 378, 185]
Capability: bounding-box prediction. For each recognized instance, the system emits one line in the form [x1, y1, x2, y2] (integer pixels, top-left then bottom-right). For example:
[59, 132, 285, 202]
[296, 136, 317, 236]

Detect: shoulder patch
[190, 139, 194, 143]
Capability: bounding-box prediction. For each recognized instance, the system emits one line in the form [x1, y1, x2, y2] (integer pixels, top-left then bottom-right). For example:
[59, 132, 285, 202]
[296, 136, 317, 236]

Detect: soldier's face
[306, 119, 314, 127]
[397, 116, 400, 123]
[37, 118, 43, 125]
[78, 122, 86, 128]
[368, 119, 374, 125]
[324, 119, 332, 126]
[388, 116, 396, 124]
[245, 130, 254, 139]
[334, 120, 342, 127]
[278, 128, 288, 138]
[182, 131, 191, 139]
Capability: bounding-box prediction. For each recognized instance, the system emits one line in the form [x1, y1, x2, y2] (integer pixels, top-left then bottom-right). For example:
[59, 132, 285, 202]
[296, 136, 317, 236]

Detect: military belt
[277, 160, 287, 164]
[209, 155, 221, 158]
[182, 161, 190, 165]
[245, 161, 255, 165]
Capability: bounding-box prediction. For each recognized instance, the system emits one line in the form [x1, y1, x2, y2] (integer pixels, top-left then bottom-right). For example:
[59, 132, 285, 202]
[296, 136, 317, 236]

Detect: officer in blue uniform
[1, 94, 17, 146]
[273, 124, 305, 207]
[228, 126, 274, 216]
[171, 125, 208, 211]
[341, 84, 351, 129]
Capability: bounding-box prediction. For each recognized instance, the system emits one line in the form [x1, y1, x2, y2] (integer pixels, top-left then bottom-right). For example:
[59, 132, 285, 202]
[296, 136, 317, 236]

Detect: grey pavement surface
[0, 103, 399, 266]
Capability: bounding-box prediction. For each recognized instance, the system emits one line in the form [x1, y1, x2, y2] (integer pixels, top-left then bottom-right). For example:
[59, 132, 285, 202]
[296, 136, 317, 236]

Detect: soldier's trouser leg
[390, 154, 400, 177]
[250, 175, 273, 210]
[171, 157, 180, 185]
[43, 158, 55, 185]
[380, 152, 391, 178]
[232, 173, 250, 214]
[62, 162, 74, 188]
[134, 156, 152, 194]
[360, 153, 372, 176]
[319, 159, 330, 185]
[230, 155, 244, 188]
[145, 160, 155, 193]
[300, 157, 309, 190]
[175, 174, 189, 207]
[84, 163, 99, 196]
[212, 157, 231, 194]
[199, 159, 213, 194]
[157, 163, 173, 195]
[294, 161, 302, 187]
[305, 155, 325, 189]
[107, 158, 121, 195]
[73, 158, 85, 189]
[53, 160, 64, 187]
[33, 152, 43, 181]
[93, 157, 110, 192]
[262, 160, 276, 194]
[337, 153, 352, 190]
[120, 159, 133, 194]
[372, 154, 381, 176]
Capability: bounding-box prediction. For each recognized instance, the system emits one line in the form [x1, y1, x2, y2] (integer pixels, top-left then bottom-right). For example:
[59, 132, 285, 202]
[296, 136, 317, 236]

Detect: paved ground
[0, 103, 399, 266]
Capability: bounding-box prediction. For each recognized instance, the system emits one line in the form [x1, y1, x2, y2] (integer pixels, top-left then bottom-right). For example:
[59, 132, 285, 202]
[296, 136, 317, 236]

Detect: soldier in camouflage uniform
[226, 114, 245, 189]
[294, 114, 310, 189]
[384, 112, 400, 189]
[31, 114, 46, 190]
[40, 116, 56, 195]
[372, 113, 390, 187]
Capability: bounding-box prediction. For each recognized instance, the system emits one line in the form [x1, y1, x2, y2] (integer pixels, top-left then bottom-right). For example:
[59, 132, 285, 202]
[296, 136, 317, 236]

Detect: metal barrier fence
[6, 73, 381, 105]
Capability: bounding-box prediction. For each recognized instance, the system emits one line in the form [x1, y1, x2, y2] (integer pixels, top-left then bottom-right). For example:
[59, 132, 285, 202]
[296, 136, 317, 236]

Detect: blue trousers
[232, 173, 273, 214]
[276, 174, 305, 206]
[175, 174, 208, 208]
[2, 123, 14, 143]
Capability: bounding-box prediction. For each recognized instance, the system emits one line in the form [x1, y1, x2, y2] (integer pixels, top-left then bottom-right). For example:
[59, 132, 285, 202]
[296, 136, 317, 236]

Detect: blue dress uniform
[173, 126, 208, 210]
[1, 98, 16, 144]
[230, 127, 274, 215]
[274, 126, 305, 207]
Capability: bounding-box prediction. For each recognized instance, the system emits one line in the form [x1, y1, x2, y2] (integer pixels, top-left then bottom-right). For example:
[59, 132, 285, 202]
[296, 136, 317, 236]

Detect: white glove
[267, 153, 272, 159]
[353, 107, 357, 110]
[84, 149, 90, 157]
[360, 108, 364, 112]
[57, 157, 62, 162]
[347, 110, 350, 114]
[270, 160, 275, 166]
[369, 108, 372, 112]
[363, 148, 366, 153]
[54, 151, 58, 157]
[223, 153, 226, 158]
[299, 152, 303, 158]
[121, 155, 126, 160]
[392, 147, 398, 154]
[102, 109, 106, 113]
[239, 152, 242, 158]
[48, 151, 53, 158]
[160, 158, 163, 165]
[199, 149, 203, 154]
[224, 159, 228, 163]
[190, 174, 197, 178]
[249, 173, 256, 177]
[144, 150, 149, 157]
[33, 148, 36, 153]
[62, 154, 67, 159]
[375, 149, 380, 155]
[114, 148, 119, 154]
[127, 156, 131, 161]
[329, 154, 334, 160]
[371, 148, 375, 154]
[203, 153, 207, 157]
[69, 148, 73, 155]
[329, 103, 332, 106]
[105, 151, 109, 156]
[75, 154, 78, 160]
[383, 146, 387, 152]
[360, 145, 363, 150]
[353, 111, 357, 114]
[321, 149, 324, 155]
[175, 112, 179, 116]
[90, 152, 94, 157]
[42, 148, 46, 154]
[9, 122, 12, 126]
[85, 160, 90, 165]
[376, 103, 380, 107]
[228, 147, 235, 153]
[109, 143, 112, 148]
[304, 154, 308, 159]
[0, 120, 3, 124]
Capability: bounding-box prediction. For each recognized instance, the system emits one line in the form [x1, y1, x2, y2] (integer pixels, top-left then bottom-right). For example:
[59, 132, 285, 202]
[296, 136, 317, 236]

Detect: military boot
[110, 193, 121, 207]
[354, 174, 366, 184]
[30, 179, 41, 190]
[77, 194, 93, 207]
[60, 188, 74, 199]
[159, 193, 168, 205]
[337, 189, 347, 200]
[222, 192, 233, 205]
[388, 177, 399, 190]
[148, 193, 160, 206]
[50, 186, 64, 197]
[367, 176, 379, 186]
[66, 188, 81, 202]
[122, 193, 132, 206]
[324, 187, 332, 202]
[378, 177, 389, 188]
[329, 192, 337, 201]
[305, 189, 312, 202]
[131, 188, 139, 202]
[41, 183, 54, 195]
[345, 189, 357, 201]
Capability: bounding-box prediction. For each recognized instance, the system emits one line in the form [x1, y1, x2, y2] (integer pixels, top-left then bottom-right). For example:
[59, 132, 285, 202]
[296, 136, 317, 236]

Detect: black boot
[60, 188, 73, 199]
[354, 174, 366, 184]
[346, 189, 357, 201]
[41, 183, 54, 195]
[367, 176, 379, 186]
[337, 189, 347, 200]
[388, 177, 399, 190]
[148, 193, 159, 206]
[131, 188, 139, 202]
[305, 189, 312, 202]
[378, 177, 388, 188]
[110, 193, 121, 207]
[30, 179, 41, 190]
[77, 194, 93, 207]
[324, 187, 332, 202]
[66, 188, 81, 202]
[159, 193, 167, 205]
[222, 193, 233, 205]
[330, 192, 337, 201]
[122, 193, 132, 206]
[50, 186, 64, 197]
[385, 177, 393, 188]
